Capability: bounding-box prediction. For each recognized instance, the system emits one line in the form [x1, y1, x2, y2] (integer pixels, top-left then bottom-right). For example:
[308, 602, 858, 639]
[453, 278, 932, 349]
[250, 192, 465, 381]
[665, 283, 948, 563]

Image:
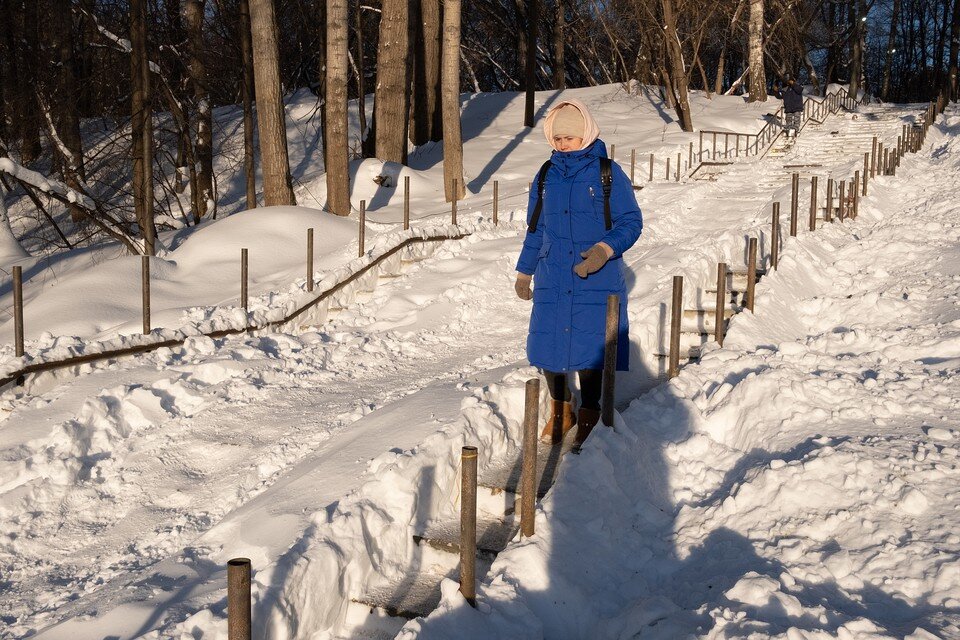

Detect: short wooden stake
[838, 181, 846, 220]
[649, 153, 654, 181]
[665, 156, 670, 181]
[630, 149, 636, 184]
[240, 248, 248, 312]
[13, 265, 23, 357]
[493, 180, 499, 225]
[403, 176, 410, 230]
[602, 294, 619, 426]
[668, 275, 683, 379]
[306, 228, 314, 292]
[771, 203, 780, 270]
[358, 200, 366, 256]
[610, 144, 615, 161]
[853, 172, 860, 219]
[451, 180, 458, 225]
[520, 378, 539, 537]
[688, 141, 693, 167]
[227, 558, 252, 640]
[141, 255, 151, 334]
[825, 178, 834, 222]
[871, 136, 878, 178]
[460, 446, 478, 607]
[789, 172, 799, 237]
[675, 153, 681, 181]
[862, 153, 869, 195]
[746, 238, 758, 313]
[883, 148, 889, 175]
[809, 175, 818, 232]
[714, 262, 726, 346]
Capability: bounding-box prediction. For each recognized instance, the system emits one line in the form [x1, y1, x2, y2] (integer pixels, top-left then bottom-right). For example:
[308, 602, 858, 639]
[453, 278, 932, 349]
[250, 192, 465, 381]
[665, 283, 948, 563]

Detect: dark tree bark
[184, 0, 215, 221]
[949, 0, 960, 100]
[442, 0, 465, 202]
[849, 0, 865, 97]
[249, 0, 296, 206]
[524, 0, 539, 127]
[661, 0, 693, 130]
[374, 0, 412, 163]
[882, 0, 901, 100]
[553, 0, 565, 89]
[410, 0, 443, 145]
[239, 0, 257, 208]
[131, 0, 156, 255]
[325, 0, 350, 216]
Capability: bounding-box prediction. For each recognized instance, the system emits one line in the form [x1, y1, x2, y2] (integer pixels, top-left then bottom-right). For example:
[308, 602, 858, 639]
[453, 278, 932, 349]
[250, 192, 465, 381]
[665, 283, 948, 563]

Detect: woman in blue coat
[514, 99, 643, 446]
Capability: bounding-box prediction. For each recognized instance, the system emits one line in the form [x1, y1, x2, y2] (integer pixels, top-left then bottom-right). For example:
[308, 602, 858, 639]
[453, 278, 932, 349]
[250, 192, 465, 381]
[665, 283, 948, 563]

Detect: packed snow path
[404, 105, 960, 640]
[0, 94, 929, 639]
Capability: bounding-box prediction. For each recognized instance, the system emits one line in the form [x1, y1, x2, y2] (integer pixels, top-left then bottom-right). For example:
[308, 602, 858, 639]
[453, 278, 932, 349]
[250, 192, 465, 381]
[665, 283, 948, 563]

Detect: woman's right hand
[515, 273, 533, 300]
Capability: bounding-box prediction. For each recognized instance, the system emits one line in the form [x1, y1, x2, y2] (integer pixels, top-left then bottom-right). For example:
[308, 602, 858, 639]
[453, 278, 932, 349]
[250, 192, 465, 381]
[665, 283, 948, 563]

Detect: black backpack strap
[600, 157, 612, 231]
[526, 160, 553, 234]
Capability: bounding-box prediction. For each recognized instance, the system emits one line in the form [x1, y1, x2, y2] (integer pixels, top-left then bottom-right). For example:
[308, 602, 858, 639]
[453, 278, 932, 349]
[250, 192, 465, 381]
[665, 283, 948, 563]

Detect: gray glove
[515, 272, 532, 300]
[573, 244, 612, 278]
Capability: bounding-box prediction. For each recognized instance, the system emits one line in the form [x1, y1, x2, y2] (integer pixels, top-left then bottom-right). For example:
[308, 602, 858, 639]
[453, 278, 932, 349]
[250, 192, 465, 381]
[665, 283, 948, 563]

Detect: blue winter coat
[516, 139, 643, 372]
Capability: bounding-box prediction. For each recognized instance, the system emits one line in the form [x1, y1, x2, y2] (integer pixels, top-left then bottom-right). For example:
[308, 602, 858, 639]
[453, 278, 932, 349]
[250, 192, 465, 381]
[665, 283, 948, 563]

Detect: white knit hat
[551, 105, 585, 138]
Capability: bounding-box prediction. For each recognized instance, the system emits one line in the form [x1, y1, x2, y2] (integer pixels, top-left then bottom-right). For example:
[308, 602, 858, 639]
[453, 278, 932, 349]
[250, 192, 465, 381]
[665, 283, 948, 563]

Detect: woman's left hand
[573, 243, 613, 278]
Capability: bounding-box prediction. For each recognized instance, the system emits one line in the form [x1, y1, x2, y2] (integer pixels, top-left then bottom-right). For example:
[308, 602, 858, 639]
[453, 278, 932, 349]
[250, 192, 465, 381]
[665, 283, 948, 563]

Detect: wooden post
[699, 131, 703, 161]
[520, 378, 539, 537]
[630, 149, 636, 184]
[871, 136, 878, 178]
[746, 238, 758, 313]
[610, 144, 615, 161]
[403, 176, 410, 230]
[883, 148, 889, 175]
[460, 446, 478, 607]
[724, 133, 730, 159]
[714, 262, 726, 346]
[451, 180, 458, 225]
[825, 178, 834, 223]
[862, 153, 869, 195]
[649, 152, 654, 181]
[838, 181, 846, 220]
[227, 558, 252, 640]
[240, 248, 248, 312]
[665, 156, 670, 181]
[893, 138, 901, 174]
[901, 125, 907, 154]
[809, 175, 818, 232]
[141, 256, 150, 334]
[771, 203, 780, 270]
[306, 228, 314, 292]
[602, 294, 618, 426]
[493, 180, 499, 225]
[358, 200, 366, 257]
[712, 132, 717, 160]
[688, 141, 693, 168]
[853, 172, 860, 219]
[13, 265, 23, 357]
[668, 275, 683, 379]
[789, 173, 799, 236]
[675, 153, 681, 181]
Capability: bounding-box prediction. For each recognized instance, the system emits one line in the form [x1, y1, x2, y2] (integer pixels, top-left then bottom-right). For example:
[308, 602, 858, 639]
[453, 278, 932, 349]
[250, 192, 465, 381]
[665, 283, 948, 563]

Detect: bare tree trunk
[442, 0, 464, 202]
[18, 0, 42, 165]
[949, 0, 959, 100]
[326, 0, 350, 216]
[524, 0, 539, 126]
[375, 0, 412, 163]
[131, 0, 156, 255]
[714, 45, 727, 94]
[42, 0, 86, 221]
[411, 0, 442, 144]
[882, 0, 900, 100]
[184, 0, 215, 221]
[849, 0, 864, 97]
[661, 0, 693, 131]
[239, 0, 257, 208]
[804, 50, 821, 95]
[355, 3, 368, 143]
[747, 0, 767, 101]
[554, 0, 566, 89]
[249, 0, 295, 206]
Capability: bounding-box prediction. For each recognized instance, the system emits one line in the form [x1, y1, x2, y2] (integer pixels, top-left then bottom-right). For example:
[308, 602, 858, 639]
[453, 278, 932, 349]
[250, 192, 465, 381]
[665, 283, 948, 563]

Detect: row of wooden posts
[215, 96, 953, 635]
[221, 293, 621, 633]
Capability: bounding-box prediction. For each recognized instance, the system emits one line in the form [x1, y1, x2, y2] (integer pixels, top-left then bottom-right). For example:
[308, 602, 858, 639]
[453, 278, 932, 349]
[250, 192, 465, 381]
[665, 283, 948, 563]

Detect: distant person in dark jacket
[773, 76, 804, 138]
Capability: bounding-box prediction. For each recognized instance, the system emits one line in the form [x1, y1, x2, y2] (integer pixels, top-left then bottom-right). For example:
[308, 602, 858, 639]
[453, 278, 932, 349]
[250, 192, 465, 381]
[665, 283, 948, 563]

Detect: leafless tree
[325, 0, 351, 216]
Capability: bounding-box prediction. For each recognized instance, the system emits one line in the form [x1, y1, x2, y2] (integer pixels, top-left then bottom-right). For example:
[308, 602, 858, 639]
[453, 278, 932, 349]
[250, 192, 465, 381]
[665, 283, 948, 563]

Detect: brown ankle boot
[539, 400, 577, 444]
[574, 408, 601, 447]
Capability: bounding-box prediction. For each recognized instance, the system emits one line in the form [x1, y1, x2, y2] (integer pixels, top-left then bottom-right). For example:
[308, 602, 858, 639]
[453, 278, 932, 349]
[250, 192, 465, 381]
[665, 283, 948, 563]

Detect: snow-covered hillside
[1, 84, 956, 640]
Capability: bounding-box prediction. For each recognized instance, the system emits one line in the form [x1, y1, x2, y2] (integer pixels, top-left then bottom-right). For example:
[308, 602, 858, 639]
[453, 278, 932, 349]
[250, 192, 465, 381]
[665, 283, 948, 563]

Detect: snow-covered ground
[1, 85, 956, 639]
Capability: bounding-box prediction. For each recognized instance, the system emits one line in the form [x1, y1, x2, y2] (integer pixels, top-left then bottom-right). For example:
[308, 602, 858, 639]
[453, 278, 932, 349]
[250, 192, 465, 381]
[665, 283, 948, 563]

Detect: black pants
[543, 369, 602, 410]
